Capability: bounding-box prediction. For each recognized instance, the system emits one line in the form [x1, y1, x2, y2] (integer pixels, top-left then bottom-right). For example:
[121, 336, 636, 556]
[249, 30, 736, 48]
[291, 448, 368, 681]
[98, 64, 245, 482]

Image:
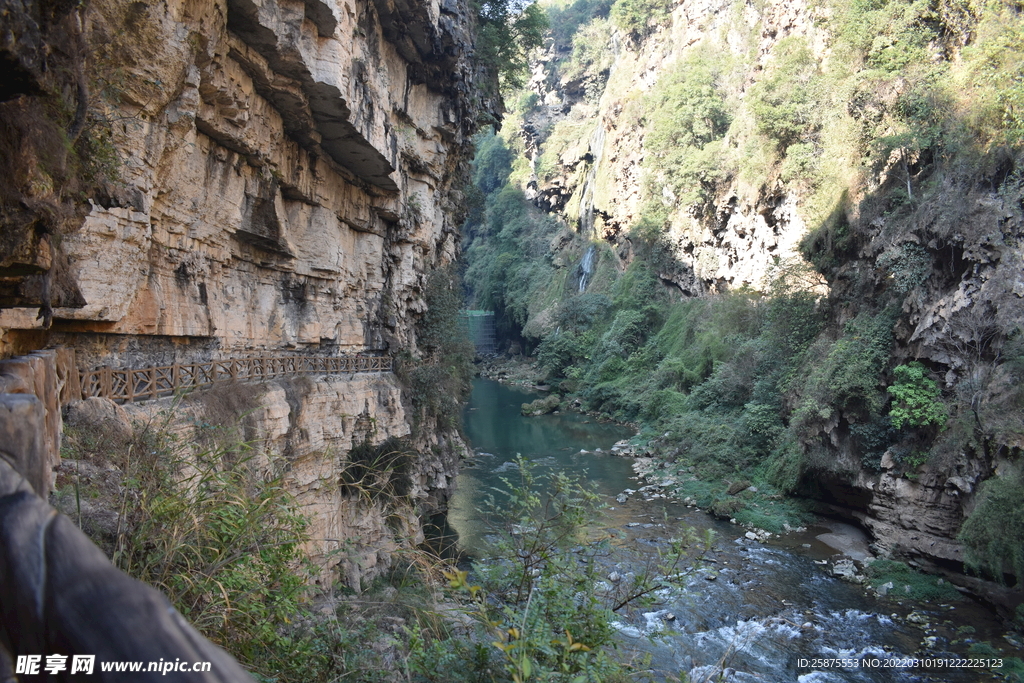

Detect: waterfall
[579, 123, 606, 236]
[578, 245, 597, 293]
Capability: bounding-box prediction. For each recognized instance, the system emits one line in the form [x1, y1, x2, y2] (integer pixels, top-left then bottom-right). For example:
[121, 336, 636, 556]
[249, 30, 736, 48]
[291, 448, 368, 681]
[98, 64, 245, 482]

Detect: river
[444, 378, 1018, 683]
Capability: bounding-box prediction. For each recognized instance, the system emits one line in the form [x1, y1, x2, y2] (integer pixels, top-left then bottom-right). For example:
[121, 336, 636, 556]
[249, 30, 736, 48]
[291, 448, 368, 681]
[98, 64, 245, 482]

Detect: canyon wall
[520, 0, 824, 294]
[1, 0, 493, 586]
[467, 0, 1024, 601]
[102, 371, 462, 589]
[3, 0, 487, 361]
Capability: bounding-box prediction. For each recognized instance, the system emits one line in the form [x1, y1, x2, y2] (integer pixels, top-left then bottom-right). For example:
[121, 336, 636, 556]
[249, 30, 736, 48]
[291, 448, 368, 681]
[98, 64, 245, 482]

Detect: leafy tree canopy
[477, 0, 548, 91]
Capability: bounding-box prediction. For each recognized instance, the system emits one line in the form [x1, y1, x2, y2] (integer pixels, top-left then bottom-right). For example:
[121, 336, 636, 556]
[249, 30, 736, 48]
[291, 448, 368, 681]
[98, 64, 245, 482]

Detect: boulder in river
[831, 558, 863, 583]
[521, 394, 561, 416]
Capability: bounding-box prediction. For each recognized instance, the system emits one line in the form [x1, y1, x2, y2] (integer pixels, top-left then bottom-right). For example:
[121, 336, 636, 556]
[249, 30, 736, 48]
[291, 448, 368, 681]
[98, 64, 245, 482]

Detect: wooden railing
[79, 355, 393, 403]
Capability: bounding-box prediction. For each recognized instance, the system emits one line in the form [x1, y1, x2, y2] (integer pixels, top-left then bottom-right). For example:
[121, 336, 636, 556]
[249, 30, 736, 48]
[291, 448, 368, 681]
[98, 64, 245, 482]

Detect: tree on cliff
[476, 0, 548, 90]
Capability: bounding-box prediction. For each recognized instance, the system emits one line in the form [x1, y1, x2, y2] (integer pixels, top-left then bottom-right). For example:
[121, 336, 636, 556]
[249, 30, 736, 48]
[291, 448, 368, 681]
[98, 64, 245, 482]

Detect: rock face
[520, 0, 824, 294]
[2, 0, 490, 360]
[494, 0, 1023, 596]
[0, 349, 78, 494]
[0, 0, 491, 586]
[118, 374, 463, 588]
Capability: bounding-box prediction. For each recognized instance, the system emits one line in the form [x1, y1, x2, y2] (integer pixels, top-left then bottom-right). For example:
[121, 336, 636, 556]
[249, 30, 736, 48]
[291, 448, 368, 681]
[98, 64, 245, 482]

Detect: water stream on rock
[446, 378, 1016, 683]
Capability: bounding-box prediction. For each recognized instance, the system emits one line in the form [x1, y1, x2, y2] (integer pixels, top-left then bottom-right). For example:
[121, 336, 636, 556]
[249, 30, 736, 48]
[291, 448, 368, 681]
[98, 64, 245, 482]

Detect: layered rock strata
[1, 0, 491, 585]
[15, 0, 482, 355]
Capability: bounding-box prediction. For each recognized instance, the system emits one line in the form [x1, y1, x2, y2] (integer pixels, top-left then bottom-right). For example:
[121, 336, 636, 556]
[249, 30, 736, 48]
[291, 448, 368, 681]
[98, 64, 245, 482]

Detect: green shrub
[609, 0, 672, 39]
[640, 53, 730, 211]
[826, 0, 952, 73]
[472, 133, 513, 194]
[887, 361, 947, 430]
[959, 469, 1024, 583]
[562, 16, 615, 98]
[443, 456, 713, 682]
[1000, 657, 1024, 683]
[556, 293, 612, 332]
[534, 116, 594, 182]
[791, 307, 897, 436]
[537, 329, 596, 376]
[476, 0, 548, 91]
[849, 414, 897, 470]
[780, 142, 821, 185]
[969, 641, 1000, 656]
[545, 0, 614, 51]
[760, 440, 805, 493]
[404, 266, 475, 432]
[521, 393, 562, 416]
[864, 559, 962, 602]
[747, 37, 821, 148]
[876, 243, 931, 292]
[101, 425, 329, 680]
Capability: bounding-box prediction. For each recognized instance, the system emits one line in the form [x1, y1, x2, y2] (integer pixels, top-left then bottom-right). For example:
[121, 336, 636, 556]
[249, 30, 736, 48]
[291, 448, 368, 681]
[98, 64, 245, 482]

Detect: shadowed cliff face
[0, 0, 92, 318]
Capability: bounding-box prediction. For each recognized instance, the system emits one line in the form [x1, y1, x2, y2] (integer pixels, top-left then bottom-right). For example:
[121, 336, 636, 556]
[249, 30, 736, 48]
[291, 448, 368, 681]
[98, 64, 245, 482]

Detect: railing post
[102, 366, 112, 399]
[149, 367, 156, 400]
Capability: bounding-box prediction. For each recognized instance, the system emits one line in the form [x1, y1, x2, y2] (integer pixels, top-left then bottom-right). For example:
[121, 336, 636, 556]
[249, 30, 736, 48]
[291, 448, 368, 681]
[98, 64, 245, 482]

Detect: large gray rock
[0, 457, 254, 682]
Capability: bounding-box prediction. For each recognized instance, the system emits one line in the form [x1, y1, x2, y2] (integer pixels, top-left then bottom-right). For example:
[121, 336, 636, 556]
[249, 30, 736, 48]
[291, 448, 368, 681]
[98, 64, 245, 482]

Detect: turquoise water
[447, 377, 635, 550]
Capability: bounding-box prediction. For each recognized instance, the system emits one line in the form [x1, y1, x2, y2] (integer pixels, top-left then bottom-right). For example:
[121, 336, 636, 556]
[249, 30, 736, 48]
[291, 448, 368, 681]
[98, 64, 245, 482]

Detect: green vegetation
[1004, 658, 1024, 683]
[476, 0, 549, 91]
[609, 0, 672, 41]
[887, 362, 947, 430]
[418, 456, 713, 683]
[747, 37, 822, 150]
[638, 52, 731, 211]
[959, 468, 1024, 583]
[546, 0, 614, 51]
[401, 266, 476, 433]
[64, 406, 720, 682]
[61, 412, 349, 681]
[561, 16, 615, 100]
[462, 0, 1024, 585]
[521, 393, 563, 415]
[463, 137, 573, 346]
[863, 559, 962, 602]
[116, 446, 320, 678]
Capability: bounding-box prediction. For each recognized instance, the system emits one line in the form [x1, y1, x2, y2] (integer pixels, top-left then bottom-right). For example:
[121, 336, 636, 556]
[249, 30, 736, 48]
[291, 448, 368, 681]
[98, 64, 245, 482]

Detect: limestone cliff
[1, 0, 494, 586]
[3, 0, 487, 359]
[106, 372, 461, 589]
